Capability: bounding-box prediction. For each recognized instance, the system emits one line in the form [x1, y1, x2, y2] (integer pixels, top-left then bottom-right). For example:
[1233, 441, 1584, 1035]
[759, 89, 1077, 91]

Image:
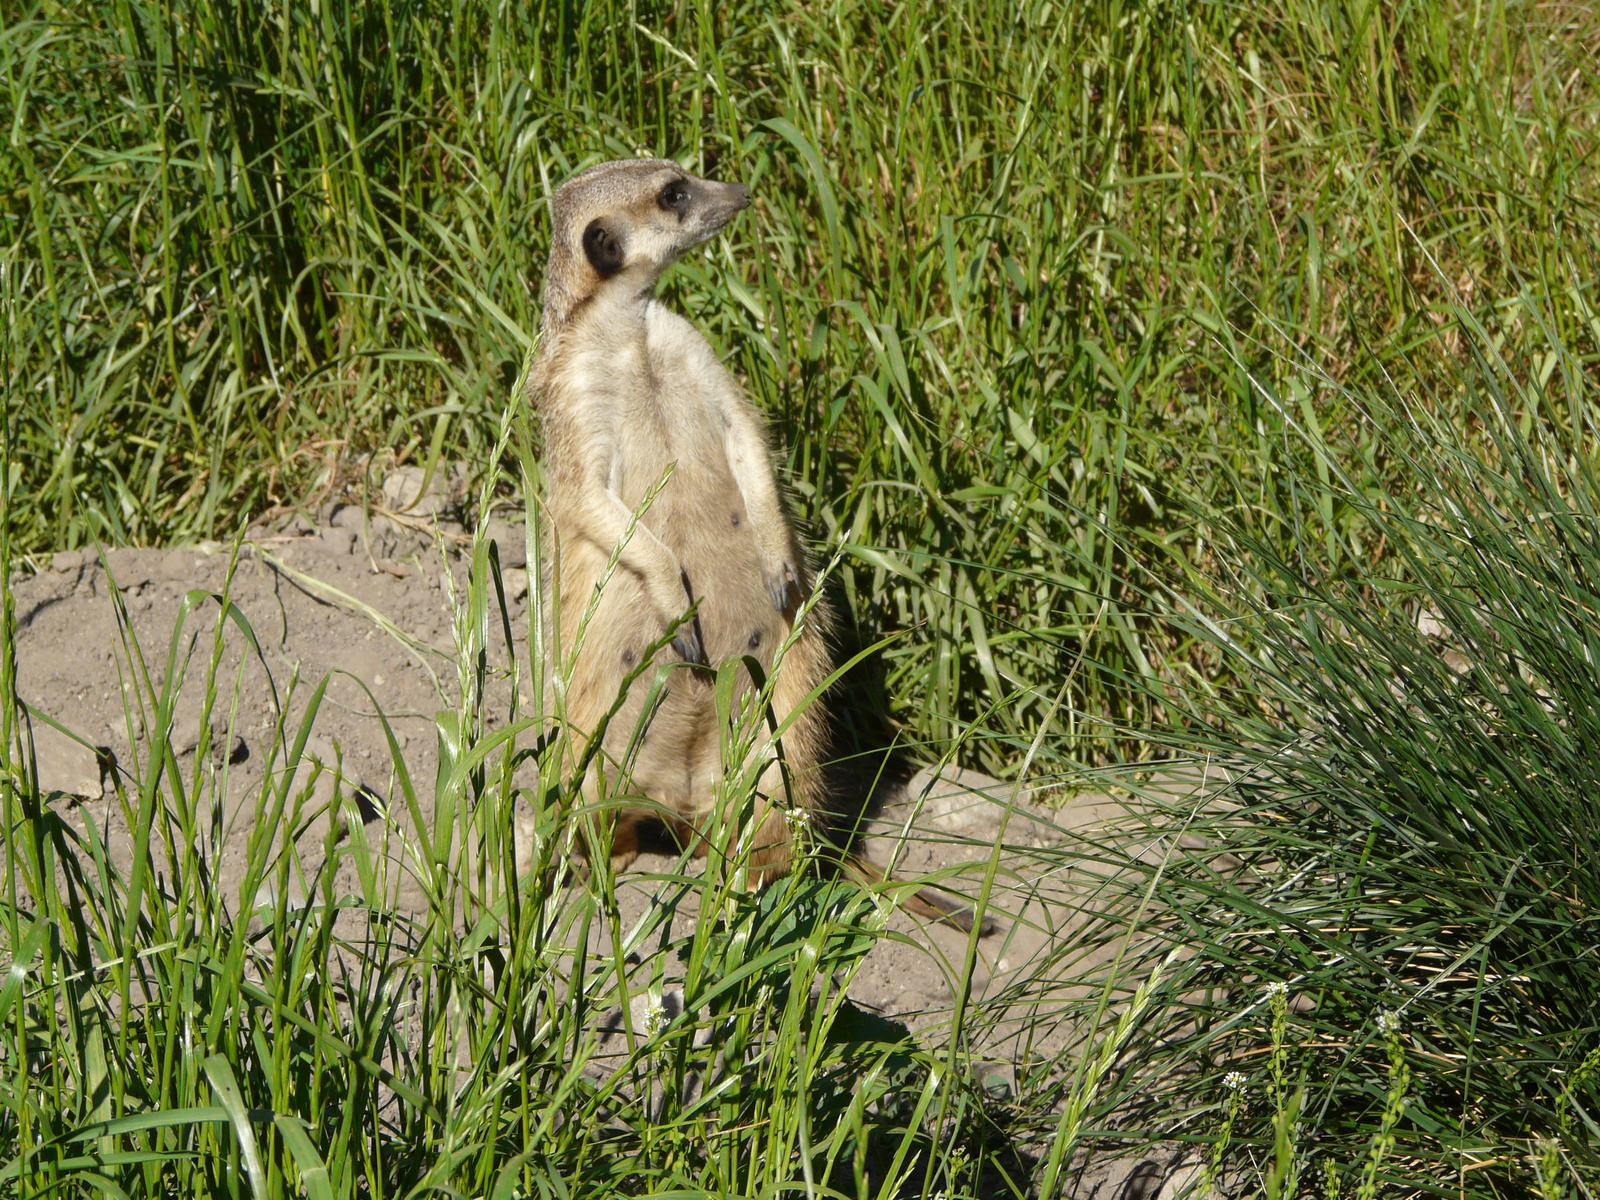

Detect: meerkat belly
[670, 488, 785, 669]
[609, 426, 783, 673]
[643, 454, 784, 670]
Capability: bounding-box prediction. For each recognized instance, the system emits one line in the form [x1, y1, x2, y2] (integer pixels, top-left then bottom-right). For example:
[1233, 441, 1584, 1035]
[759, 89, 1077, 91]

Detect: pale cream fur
[529, 158, 830, 879]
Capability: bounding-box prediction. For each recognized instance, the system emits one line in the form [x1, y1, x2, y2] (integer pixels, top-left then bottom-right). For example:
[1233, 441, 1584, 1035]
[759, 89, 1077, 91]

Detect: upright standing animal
[529, 157, 982, 931]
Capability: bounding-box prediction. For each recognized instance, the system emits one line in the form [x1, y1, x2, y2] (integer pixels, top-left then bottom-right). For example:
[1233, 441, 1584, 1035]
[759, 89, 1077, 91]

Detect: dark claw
[675, 570, 711, 667]
[672, 624, 707, 667]
[767, 562, 801, 616]
[916, 889, 1001, 936]
[672, 610, 710, 668]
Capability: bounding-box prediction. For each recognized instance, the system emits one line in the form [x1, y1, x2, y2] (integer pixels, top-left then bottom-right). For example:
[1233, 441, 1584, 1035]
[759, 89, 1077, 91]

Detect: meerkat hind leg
[606, 813, 645, 873]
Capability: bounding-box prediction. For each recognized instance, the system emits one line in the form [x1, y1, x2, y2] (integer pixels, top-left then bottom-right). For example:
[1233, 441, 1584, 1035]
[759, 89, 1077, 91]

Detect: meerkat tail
[841, 852, 999, 936]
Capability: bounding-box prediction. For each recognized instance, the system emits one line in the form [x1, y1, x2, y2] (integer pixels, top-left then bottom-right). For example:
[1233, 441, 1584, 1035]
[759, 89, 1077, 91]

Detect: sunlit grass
[1049, 307, 1600, 1197]
[3, 0, 1600, 1195]
[5, 0, 1597, 769]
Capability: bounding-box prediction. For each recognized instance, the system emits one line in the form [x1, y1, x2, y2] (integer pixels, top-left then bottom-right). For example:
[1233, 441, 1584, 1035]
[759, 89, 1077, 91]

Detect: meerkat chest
[610, 306, 738, 501]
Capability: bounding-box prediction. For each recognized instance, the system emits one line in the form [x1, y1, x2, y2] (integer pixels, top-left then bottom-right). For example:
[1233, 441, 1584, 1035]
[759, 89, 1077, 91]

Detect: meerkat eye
[657, 181, 690, 213]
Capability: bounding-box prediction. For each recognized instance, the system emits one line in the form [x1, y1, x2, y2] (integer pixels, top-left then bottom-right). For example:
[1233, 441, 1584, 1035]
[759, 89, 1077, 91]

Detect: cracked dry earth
[10, 473, 1212, 1199]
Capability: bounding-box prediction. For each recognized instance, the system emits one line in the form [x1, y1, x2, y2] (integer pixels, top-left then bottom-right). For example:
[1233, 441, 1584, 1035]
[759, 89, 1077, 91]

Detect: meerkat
[529, 157, 985, 932]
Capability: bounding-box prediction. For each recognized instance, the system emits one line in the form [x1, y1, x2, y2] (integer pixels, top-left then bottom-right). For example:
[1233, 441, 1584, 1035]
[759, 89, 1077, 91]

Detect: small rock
[502, 567, 530, 602]
[101, 548, 152, 592]
[381, 467, 426, 511]
[51, 550, 83, 574]
[484, 519, 527, 568]
[170, 715, 203, 757]
[167, 717, 245, 767]
[897, 764, 1055, 843]
[330, 503, 366, 532]
[1158, 1161, 1206, 1200]
[381, 466, 457, 518]
[29, 720, 110, 802]
[1416, 605, 1449, 639]
[317, 526, 358, 555]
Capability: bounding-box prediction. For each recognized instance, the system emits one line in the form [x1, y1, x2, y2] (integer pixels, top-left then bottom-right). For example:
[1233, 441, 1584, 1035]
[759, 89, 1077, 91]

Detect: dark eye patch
[657, 180, 690, 215]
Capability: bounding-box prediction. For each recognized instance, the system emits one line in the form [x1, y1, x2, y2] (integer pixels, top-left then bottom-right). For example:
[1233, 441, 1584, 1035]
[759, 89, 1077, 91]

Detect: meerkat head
[541, 158, 751, 328]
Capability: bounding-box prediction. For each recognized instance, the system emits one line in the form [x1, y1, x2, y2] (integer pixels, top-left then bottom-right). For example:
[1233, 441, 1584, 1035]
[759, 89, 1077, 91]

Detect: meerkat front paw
[672, 570, 711, 666]
[672, 619, 709, 667]
[764, 559, 802, 617]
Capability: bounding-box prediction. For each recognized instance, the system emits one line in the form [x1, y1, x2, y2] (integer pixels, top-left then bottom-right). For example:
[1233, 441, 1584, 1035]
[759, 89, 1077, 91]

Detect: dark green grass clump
[1074, 329, 1600, 1197]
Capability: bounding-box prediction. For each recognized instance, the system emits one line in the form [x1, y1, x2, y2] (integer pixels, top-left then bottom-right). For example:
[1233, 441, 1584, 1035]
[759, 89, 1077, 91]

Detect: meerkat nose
[729, 183, 752, 209]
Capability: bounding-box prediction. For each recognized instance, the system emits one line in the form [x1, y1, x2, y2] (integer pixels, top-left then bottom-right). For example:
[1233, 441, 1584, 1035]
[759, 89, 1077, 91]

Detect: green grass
[3, 0, 1600, 1195]
[6, 0, 1597, 768]
[1050, 318, 1600, 1196]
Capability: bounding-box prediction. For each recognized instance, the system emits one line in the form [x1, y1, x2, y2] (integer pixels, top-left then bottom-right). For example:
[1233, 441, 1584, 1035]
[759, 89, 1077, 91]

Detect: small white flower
[1376, 1009, 1402, 1035]
[643, 993, 669, 1037]
[1224, 1071, 1248, 1092]
[784, 806, 810, 828]
[1264, 981, 1288, 1000]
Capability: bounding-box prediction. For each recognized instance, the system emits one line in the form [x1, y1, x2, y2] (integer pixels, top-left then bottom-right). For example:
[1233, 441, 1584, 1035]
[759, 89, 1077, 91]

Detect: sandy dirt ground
[10, 475, 1213, 1197]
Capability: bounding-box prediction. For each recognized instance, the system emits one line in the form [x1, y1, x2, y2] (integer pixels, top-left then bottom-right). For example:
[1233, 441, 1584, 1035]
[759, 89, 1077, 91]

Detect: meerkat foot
[842, 852, 1000, 935]
[905, 886, 1000, 936]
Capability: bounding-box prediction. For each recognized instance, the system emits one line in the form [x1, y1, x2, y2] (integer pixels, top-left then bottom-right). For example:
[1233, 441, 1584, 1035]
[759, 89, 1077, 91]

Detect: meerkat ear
[582, 218, 624, 277]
